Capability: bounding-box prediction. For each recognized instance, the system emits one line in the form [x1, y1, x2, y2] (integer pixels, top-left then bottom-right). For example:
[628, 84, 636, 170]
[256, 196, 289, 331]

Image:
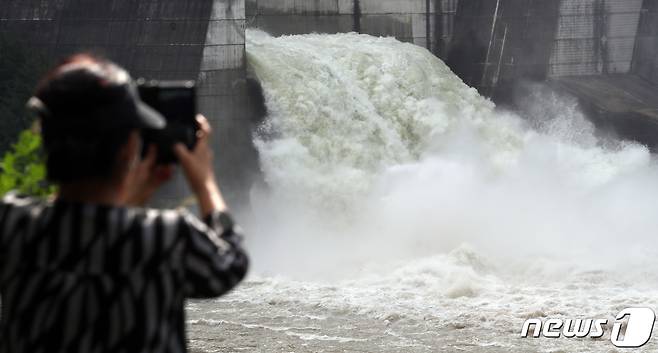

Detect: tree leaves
[0, 32, 53, 198]
[0, 127, 56, 198]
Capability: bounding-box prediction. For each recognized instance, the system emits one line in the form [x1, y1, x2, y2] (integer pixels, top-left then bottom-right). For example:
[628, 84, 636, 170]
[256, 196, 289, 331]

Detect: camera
[137, 79, 198, 164]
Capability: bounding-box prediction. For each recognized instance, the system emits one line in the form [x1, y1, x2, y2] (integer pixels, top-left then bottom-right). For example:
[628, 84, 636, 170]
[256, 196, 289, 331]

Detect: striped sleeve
[179, 210, 249, 299]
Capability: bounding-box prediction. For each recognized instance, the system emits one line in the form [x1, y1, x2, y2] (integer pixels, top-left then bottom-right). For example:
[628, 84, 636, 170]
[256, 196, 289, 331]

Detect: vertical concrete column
[197, 0, 255, 208]
[433, 0, 460, 59]
[632, 0, 658, 84]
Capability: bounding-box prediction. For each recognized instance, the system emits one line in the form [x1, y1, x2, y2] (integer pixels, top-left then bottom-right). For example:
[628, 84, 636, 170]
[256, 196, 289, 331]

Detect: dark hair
[35, 54, 135, 184]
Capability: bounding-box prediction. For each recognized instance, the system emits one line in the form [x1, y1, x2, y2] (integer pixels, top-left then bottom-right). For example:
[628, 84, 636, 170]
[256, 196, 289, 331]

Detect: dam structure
[2, 0, 658, 204]
[248, 0, 658, 147]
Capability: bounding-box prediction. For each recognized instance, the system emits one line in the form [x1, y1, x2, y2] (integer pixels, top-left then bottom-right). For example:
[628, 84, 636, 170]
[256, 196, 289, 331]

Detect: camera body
[137, 79, 198, 164]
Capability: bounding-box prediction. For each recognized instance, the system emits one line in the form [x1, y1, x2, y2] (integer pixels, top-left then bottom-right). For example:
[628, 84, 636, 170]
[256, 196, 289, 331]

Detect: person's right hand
[173, 115, 227, 215]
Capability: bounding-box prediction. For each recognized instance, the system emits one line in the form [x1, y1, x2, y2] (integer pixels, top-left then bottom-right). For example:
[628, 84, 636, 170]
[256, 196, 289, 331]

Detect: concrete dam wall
[247, 0, 658, 150]
[2, 0, 658, 204]
[246, 1, 658, 96]
[634, 0, 658, 85]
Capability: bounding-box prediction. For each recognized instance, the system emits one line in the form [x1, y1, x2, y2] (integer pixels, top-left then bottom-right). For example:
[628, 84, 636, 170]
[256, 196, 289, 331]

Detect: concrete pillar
[197, 0, 257, 209]
[632, 0, 658, 84]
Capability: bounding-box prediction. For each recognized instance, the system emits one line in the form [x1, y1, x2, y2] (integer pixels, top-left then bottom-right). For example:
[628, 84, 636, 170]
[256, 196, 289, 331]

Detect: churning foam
[247, 29, 521, 213]
[244, 29, 657, 281]
[196, 31, 658, 351]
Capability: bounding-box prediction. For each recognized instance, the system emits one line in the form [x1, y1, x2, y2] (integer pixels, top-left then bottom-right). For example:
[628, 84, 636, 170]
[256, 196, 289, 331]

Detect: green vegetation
[0, 33, 53, 197]
[0, 127, 55, 197]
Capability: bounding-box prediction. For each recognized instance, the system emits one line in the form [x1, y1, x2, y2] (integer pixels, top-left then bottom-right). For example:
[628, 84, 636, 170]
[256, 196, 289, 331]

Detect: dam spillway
[200, 30, 658, 352]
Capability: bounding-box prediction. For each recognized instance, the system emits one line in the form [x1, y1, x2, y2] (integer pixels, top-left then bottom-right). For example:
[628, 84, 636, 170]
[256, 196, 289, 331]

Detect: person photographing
[0, 54, 248, 353]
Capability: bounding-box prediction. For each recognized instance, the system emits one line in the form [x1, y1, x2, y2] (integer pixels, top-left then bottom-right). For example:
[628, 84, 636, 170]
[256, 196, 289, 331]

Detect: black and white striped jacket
[0, 192, 248, 353]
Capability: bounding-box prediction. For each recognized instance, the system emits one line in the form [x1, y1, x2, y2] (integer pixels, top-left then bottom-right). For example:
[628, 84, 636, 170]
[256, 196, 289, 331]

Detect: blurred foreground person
[0, 55, 248, 353]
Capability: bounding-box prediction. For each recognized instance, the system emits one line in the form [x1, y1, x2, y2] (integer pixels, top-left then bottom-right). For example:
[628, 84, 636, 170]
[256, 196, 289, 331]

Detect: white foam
[238, 30, 658, 349]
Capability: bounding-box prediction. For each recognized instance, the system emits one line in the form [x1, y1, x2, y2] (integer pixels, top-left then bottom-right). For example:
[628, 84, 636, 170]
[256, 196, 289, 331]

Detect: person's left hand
[123, 145, 175, 207]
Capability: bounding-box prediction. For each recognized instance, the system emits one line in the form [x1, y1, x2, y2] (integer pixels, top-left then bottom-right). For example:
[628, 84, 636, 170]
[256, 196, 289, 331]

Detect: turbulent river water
[187, 30, 658, 352]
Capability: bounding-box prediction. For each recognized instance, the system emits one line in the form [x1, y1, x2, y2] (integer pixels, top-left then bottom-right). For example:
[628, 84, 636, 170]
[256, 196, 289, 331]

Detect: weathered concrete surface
[0, 0, 254, 207]
[197, 0, 259, 209]
[447, 0, 561, 93]
[444, 0, 651, 94]
[633, 0, 658, 85]
[550, 75, 658, 149]
[549, 0, 644, 77]
[440, 0, 658, 151]
[543, 1, 658, 151]
[0, 1, 215, 80]
[551, 75, 658, 117]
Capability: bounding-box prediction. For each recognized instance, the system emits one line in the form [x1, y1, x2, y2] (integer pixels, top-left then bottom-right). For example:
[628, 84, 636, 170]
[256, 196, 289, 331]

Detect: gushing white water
[244, 29, 657, 274]
[191, 30, 658, 352]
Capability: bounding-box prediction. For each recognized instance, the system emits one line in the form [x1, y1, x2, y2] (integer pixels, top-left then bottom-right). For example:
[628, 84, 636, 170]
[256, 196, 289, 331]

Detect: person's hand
[174, 115, 227, 215]
[124, 144, 174, 207]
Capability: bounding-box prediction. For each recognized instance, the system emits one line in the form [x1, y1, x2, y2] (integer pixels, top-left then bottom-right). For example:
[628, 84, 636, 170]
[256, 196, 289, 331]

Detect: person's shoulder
[138, 206, 202, 229]
[0, 192, 50, 232]
[150, 207, 221, 235]
[1, 191, 48, 211]
[138, 206, 184, 219]
[166, 207, 207, 231]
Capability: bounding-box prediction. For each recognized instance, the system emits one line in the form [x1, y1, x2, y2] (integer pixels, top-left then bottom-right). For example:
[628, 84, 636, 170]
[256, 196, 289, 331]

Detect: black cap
[28, 58, 166, 132]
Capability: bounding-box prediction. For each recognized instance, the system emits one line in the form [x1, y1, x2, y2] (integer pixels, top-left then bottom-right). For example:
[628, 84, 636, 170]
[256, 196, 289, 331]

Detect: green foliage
[0, 32, 53, 198]
[0, 128, 56, 198]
